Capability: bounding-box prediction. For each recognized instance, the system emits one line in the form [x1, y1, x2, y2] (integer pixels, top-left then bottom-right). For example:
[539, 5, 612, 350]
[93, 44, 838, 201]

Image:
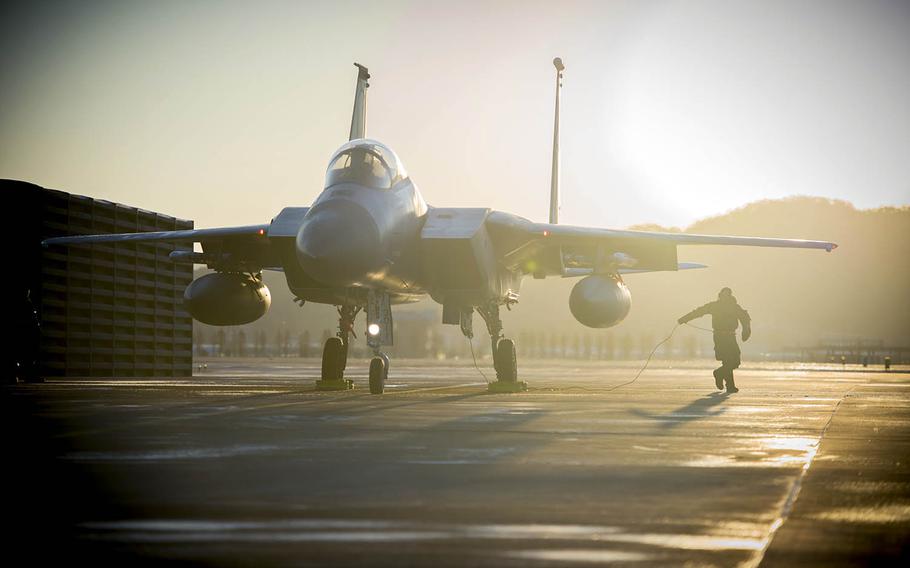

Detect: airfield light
[368, 323, 381, 336]
[258, 229, 265, 236]
[543, 230, 550, 237]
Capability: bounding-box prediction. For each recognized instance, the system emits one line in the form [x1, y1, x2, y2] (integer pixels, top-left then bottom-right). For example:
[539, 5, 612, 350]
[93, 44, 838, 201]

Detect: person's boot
[725, 373, 739, 393]
[713, 368, 724, 390]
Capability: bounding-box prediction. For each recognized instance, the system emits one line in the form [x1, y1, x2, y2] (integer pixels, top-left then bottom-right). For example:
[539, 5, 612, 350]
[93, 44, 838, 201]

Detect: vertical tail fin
[549, 57, 564, 224]
[349, 63, 370, 140]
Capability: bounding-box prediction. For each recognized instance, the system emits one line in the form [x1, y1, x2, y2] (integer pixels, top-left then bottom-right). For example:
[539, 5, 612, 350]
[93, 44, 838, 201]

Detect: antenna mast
[549, 57, 564, 224]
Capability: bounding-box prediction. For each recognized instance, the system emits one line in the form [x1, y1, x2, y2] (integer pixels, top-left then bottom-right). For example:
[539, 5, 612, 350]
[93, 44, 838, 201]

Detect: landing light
[368, 323, 381, 336]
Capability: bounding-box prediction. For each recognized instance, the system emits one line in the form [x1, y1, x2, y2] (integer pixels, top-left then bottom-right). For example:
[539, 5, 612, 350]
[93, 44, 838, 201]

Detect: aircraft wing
[484, 210, 836, 278]
[533, 223, 837, 250]
[41, 224, 269, 246]
[42, 222, 284, 272]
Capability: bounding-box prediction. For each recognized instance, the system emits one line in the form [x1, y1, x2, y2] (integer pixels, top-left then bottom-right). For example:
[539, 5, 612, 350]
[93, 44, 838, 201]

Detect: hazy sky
[2, 0, 908, 230]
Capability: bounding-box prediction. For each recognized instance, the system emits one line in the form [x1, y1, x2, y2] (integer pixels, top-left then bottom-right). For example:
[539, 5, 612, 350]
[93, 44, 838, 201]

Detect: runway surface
[7, 359, 910, 566]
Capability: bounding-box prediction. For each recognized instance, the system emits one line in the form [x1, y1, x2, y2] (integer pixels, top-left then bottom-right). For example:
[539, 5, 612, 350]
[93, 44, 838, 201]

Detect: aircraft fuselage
[286, 138, 435, 306]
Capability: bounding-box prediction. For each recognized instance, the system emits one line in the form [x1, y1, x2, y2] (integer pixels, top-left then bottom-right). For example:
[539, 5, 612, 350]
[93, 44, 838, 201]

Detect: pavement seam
[746, 383, 859, 568]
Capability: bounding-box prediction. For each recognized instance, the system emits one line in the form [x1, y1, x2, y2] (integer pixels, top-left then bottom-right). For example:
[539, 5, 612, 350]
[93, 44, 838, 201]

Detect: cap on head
[719, 287, 733, 299]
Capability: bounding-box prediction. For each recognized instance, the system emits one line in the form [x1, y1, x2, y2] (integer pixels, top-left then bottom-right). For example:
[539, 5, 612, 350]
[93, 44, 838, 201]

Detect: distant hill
[508, 197, 909, 356]
[197, 197, 910, 357]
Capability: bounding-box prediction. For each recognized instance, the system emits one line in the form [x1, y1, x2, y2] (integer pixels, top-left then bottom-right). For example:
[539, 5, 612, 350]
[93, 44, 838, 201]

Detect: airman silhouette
[678, 287, 751, 393]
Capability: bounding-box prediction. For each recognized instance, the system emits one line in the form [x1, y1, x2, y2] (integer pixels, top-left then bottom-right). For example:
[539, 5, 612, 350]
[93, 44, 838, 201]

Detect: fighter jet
[43, 60, 837, 394]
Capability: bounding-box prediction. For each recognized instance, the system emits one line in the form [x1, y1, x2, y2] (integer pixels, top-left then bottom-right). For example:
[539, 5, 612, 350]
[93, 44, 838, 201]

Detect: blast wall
[8, 180, 194, 377]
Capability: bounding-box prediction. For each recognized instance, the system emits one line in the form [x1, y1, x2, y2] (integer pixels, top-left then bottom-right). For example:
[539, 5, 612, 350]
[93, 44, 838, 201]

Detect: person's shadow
[629, 392, 729, 430]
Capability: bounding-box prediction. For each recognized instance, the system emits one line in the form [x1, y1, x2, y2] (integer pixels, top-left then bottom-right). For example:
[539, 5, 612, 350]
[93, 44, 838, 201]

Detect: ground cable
[467, 336, 491, 383]
[602, 323, 680, 391]
[467, 322, 681, 391]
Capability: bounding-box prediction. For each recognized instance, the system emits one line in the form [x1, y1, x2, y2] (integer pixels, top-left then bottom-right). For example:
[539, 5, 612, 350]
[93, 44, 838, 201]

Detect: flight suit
[678, 296, 751, 392]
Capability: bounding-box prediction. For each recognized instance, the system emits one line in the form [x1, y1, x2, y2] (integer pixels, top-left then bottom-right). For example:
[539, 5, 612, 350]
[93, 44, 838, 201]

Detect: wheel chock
[315, 379, 355, 391]
[487, 380, 528, 393]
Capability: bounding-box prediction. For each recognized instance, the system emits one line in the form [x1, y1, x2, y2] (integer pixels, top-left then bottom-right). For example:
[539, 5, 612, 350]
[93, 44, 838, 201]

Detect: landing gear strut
[476, 302, 527, 393]
[316, 305, 360, 391]
[366, 290, 393, 394]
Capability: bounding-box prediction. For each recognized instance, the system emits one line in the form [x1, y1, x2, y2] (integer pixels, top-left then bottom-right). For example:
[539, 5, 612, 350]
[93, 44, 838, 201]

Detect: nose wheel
[369, 353, 390, 394]
[366, 290, 393, 394]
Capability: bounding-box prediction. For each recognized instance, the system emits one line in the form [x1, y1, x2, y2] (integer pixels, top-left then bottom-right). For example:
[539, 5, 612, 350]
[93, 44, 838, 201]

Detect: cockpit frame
[325, 139, 407, 190]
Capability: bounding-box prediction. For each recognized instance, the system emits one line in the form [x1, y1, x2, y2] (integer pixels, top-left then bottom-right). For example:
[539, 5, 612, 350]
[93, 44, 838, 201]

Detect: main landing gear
[474, 302, 527, 393]
[316, 305, 360, 391]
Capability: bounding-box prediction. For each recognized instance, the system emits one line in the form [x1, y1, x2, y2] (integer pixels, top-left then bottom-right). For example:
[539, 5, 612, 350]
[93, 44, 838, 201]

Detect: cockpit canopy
[325, 139, 407, 190]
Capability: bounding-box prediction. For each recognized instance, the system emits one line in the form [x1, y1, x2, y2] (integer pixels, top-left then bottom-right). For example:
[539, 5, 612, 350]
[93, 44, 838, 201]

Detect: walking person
[678, 287, 751, 393]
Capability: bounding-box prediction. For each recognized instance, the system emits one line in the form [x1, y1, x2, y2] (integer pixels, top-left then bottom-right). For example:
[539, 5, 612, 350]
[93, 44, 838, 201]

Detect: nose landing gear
[366, 290, 393, 395]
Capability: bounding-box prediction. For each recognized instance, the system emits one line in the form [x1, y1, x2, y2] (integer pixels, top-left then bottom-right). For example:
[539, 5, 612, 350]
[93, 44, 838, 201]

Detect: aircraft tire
[322, 337, 343, 380]
[495, 338, 518, 382]
[339, 339, 348, 372]
[369, 357, 386, 394]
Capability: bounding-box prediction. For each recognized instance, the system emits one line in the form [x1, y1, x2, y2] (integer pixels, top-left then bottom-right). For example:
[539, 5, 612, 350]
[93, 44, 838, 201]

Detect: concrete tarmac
[6, 359, 909, 566]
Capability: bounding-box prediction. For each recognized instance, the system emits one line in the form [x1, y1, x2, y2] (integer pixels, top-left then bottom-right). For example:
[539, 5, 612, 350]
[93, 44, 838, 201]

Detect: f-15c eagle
[44, 59, 837, 394]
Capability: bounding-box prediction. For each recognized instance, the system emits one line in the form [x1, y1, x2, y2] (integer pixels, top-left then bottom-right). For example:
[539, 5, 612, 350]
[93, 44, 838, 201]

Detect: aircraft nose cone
[296, 200, 383, 286]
